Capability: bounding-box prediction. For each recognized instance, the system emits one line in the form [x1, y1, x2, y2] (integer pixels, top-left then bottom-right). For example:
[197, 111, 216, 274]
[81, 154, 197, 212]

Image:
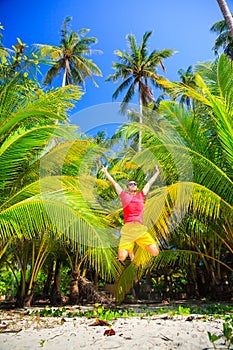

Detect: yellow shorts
[119, 222, 156, 254]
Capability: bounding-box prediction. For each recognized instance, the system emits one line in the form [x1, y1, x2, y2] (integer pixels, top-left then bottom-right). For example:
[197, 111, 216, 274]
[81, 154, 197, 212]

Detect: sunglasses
[128, 182, 137, 186]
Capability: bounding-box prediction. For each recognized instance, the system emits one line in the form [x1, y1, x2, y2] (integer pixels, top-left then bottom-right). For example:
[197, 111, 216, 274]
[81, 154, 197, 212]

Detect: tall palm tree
[106, 30, 176, 151]
[38, 17, 102, 87]
[216, 0, 233, 38]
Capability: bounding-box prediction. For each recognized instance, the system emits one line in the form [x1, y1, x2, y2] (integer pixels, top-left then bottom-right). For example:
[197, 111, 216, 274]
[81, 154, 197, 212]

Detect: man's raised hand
[101, 166, 108, 175]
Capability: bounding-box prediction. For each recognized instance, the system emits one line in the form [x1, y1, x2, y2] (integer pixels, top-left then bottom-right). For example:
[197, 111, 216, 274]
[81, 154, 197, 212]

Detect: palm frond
[0, 125, 77, 191]
[112, 77, 133, 101]
[114, 263, 137, 304]
[144, 182, 232, 244]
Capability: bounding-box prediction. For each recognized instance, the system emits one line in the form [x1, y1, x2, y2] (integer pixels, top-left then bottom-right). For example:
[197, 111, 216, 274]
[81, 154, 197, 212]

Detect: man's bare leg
[118, 249, 134, 262]
[146, 244, 159, 256]
[128, 251, 135, 261]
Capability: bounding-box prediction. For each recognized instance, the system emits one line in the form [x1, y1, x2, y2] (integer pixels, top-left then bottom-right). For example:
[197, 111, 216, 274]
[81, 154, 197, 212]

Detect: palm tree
[38, 16, 102, 87]
[210, 18, 233, 59]
[216, 0, 233, 38]
[106, 30, 176, 151]
[176, 66, 197, 108]
[0, 73, 81, 305]
[0, 72, 122, 306]
[112, 54, 233, 303]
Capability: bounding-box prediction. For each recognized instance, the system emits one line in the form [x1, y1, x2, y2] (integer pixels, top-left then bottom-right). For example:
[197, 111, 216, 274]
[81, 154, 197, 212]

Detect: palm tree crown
[106, 30, 176, 109]
[39, 17, 102, 87]
[210, 17, 233, 59]
[106, 30, 176, 151]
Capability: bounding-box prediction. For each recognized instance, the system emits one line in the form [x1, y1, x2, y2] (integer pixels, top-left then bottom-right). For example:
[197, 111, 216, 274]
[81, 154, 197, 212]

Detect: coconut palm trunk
[216, 0, 233, 38]
[69, 269, 80, 305]
[138, 89, 143, 152]
[43, 261, 54, 297]
[50, 258, 62, 306]
[62, 62, 68, 87]
[61, 57, 72, 87]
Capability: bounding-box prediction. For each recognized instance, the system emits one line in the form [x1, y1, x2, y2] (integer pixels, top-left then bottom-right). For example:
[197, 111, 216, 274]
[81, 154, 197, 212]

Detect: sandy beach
[0, 304, 229, 350]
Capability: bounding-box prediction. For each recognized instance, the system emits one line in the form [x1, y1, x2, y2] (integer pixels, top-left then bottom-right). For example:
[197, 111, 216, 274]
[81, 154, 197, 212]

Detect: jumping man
[101, 166, 160, 262]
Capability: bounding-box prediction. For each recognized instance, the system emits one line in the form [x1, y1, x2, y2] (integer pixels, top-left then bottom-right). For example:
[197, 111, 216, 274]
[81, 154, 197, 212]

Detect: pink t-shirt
[120, 191, 146, 224]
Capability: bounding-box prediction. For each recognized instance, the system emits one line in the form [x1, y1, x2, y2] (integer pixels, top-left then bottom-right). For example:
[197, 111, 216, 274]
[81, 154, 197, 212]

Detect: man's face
[127, 181, 138, 193]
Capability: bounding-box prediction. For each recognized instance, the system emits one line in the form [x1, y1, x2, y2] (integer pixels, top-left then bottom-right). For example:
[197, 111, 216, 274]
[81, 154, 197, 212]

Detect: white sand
[0, 306, 228, 350]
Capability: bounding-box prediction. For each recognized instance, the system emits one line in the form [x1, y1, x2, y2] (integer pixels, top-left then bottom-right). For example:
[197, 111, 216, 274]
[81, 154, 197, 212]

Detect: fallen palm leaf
[89, 319, 110, 326]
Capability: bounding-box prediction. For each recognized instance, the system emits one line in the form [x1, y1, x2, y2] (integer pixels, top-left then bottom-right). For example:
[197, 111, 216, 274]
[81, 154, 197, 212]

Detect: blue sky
[1, 0, 232, 134]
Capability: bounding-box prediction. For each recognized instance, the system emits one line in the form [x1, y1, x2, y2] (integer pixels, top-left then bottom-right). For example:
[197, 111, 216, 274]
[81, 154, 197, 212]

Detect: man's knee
[146, 244, 159, 256]
[118, 249, 129, 261]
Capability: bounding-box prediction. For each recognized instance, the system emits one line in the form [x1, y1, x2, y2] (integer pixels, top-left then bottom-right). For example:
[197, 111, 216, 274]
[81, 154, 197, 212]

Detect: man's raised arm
[142, 165, 160, 196]
[101, 166, 123, 195]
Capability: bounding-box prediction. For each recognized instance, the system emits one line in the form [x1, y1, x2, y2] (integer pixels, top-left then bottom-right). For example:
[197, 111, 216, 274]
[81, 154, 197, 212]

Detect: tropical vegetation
[0, 8, 233, 309]
[112, 53, 233, 302]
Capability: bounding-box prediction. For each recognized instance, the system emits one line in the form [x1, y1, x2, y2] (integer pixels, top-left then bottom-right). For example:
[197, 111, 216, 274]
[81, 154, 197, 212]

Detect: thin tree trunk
[62, 67, 67, 87]
[15, 243, 28, 307]
[94, 270, 98, 289]
[78, 276, 111, 304]
[50, 259, 62, 306]
[15, 278, 25, 308]
[138, 93, 143, 152]
[43, 261, 54, 297]
[69, 269, 80, 305]
[62, 59, 70, 87]
[23, 288, 34, 308]
[216, 0, 233, 38]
